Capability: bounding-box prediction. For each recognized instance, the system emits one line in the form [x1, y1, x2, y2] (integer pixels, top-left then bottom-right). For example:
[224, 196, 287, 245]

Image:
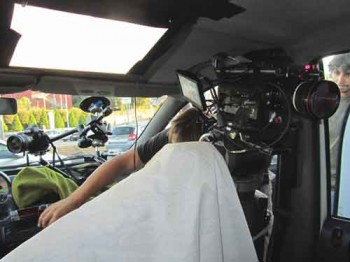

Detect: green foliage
[69, 107, 87, 127]
[2, 121, 8, 132]
[2, 95, 162, 133]
[28, 113, 37, 127]
[17, 110, 31, 128]
[111, 98, 122, 110]
[69, 107, 80, 127]
[135, 97, 149, 108]
[54, 110, 65, 128]
[55, 109, 67, 127]
[120, 97, 156, 111]
[69, 114, 78, 127]
[33, 109, 42, 124]
[12, 115, 23, 132]
[3, 115, 15, 126]
[38, 110, 49, 129]
[17, 97, 31, 111]
[78, 114, 87, 125]
[71, 107, 82, 116]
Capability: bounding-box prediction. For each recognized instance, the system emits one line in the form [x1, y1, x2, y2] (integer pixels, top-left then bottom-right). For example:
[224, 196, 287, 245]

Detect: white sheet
[2, 142, 258, 262]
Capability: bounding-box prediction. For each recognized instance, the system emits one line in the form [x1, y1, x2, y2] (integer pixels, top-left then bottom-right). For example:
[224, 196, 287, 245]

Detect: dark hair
[328, 53, 350, 73]
[168, 108, 202, 143]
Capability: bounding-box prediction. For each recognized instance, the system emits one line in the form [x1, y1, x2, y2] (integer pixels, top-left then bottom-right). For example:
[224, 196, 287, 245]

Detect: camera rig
[6, 96, 112, 163]
[177, 48, 340, 154]
[177, 48, 341, 259]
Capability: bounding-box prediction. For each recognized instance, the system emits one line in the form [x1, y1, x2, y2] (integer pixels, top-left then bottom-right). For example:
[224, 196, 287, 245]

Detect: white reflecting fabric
[2, 142, 257, 262]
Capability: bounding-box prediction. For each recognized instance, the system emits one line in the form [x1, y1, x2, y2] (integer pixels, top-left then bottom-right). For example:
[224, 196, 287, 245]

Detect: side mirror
[0, 97, 17, 114]
[336, 104, 350, 217]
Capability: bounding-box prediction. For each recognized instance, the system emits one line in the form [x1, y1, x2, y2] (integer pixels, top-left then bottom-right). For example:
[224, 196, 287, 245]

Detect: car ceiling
[1, 0, 350, 97]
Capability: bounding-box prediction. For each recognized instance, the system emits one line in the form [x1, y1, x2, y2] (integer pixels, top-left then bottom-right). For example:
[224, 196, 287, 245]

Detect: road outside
[52, 140, 106, 156]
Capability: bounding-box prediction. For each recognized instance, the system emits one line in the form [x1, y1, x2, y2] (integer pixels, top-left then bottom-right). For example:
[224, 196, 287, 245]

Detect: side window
[323, 52, 350, 216]
[336, 106, 350, 217]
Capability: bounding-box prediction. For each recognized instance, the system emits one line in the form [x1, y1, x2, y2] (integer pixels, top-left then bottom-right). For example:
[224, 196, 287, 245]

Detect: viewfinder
[177, 70, 206, 111]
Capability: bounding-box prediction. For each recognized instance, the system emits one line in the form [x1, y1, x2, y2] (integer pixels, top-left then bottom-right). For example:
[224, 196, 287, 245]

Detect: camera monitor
[177, 70, 206, 111]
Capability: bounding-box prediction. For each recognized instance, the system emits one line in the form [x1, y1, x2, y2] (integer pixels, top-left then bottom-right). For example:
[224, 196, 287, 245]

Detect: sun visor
[34, 76, 179, 97]
[21, 0, 245, 28]
[0, 0, 21, 67]
[0, 73, 36, 94]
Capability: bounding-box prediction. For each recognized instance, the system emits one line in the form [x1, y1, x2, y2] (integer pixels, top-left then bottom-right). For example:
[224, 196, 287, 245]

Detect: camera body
[218, 80, 285, 142]
[7, 126, 50, 155]
[216, 74, 291, 150]
[212, 49, 339, 149]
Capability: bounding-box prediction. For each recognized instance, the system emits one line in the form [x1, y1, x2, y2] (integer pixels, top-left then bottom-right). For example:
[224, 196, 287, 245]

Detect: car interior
[0, 0, 350, 261]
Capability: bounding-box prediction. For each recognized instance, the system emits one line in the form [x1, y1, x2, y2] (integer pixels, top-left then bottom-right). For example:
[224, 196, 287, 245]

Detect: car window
[336, 108, 350, 217]
[322, 51, 350, 216]
[0, 92, 166, 167]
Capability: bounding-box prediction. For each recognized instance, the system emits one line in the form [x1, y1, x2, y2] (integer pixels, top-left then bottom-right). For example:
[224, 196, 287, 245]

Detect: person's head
[328, 53, 350, 98]
[168, 107, 203, 143]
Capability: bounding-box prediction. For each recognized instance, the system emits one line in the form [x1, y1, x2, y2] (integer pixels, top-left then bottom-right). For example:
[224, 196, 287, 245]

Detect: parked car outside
[105, 124, 145, 155]
[0, 140, 23, 166]
[62, 131, 80, 142]
[69, 133, 80, 141]
[45, 130, 62, 138]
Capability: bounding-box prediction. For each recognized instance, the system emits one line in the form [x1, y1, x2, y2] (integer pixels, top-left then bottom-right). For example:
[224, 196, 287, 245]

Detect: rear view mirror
[0, 97, 17, 115]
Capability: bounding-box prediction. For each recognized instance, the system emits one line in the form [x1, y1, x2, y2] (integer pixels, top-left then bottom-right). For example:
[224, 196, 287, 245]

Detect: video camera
[177, 49, 340, 152]
[177, 49, 341, 259]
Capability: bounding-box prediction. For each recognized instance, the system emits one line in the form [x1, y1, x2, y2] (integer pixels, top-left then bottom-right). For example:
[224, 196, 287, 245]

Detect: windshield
[0, 92, 166, 168]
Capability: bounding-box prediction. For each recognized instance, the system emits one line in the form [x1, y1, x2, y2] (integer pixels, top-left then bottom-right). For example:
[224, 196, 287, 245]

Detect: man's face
[331, 67, 350, 98]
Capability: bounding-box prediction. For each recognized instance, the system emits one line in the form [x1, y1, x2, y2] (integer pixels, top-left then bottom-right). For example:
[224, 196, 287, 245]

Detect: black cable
[226, 82, 292, 152]
[133, 96, 139, 171]
[263, 82, 292, 147]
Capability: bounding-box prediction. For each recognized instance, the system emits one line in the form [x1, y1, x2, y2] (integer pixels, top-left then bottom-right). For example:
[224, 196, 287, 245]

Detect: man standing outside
[328, 53, 350, 194]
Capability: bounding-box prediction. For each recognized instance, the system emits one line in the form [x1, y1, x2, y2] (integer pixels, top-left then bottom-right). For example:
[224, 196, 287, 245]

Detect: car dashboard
[0, 154, 106, 256]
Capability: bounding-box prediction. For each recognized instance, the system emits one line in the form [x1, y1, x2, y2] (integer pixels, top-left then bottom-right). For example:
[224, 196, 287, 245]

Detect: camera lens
[7, 134, 32, 154]
[311, 81, 341, 118]
[293, 80, 340, 119]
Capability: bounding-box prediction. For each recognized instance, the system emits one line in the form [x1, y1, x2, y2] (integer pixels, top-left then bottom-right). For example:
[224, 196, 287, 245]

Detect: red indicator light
[304, 64, 311, 70]
[274, 116, 282, 124]
[128, 133, 137, 141]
